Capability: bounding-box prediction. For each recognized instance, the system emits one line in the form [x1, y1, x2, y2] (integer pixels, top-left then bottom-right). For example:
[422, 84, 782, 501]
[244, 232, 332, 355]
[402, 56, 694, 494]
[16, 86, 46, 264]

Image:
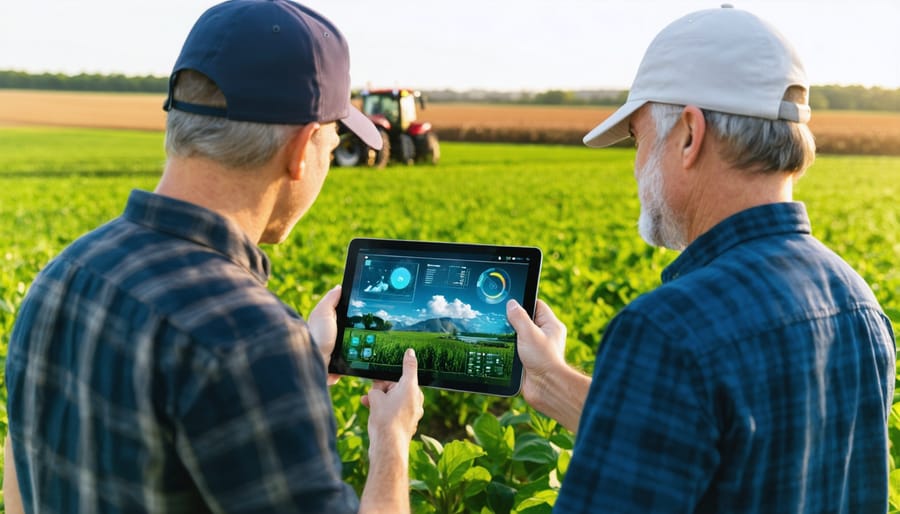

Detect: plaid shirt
[6, 190, 359, 513]
[556, 202, 895, 514]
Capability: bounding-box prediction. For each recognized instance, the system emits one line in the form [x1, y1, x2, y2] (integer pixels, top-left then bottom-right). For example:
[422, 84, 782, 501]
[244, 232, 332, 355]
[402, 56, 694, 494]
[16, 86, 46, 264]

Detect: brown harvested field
[426, 103, 618, 130]
[424, 103, 900, 155]
[0, 90, 166, 130]
[2, 89, 899, 154]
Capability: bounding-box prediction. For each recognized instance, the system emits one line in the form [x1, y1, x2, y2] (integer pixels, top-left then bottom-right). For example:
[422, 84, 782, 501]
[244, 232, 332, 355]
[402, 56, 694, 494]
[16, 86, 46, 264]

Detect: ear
[286, 122, 320, 181]
[679, 105, 706, 170]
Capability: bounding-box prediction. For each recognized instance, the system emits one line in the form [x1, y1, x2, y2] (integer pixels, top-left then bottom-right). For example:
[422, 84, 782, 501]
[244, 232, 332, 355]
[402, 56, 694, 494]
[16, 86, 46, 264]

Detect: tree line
[0, 70, 167, 93]
[2, 70, 899, 111]
[808, 85, 900, 111]
[506, 86, 900, 111]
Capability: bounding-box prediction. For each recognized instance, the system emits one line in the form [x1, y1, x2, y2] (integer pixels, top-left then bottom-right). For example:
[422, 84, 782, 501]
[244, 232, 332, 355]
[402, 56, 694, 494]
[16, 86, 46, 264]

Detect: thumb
[401, 348, 418, 387]
[506, 299, 535, 333]
[507, 299, 556, 347]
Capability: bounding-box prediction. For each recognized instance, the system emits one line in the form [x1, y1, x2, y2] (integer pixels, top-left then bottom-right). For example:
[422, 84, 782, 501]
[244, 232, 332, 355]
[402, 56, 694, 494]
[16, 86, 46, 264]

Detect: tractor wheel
[416, 132, 440, 165]
[333, 133, 365, 167]
[395, 134, 416, 165]
[369, 129, 391, 169]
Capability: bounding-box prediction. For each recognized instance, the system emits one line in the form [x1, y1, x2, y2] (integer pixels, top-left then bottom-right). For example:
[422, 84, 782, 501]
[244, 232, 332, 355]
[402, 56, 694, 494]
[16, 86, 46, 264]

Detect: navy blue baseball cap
[163, 0, 381, 149]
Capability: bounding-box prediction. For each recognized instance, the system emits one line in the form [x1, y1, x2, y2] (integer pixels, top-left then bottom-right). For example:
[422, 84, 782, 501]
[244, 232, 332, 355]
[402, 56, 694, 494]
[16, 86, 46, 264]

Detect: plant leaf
[512, 434, 558, 465]
[462, 465, 493, 497]
[513, 489, 558, 513]
[472, 413, 514, 463]
[439, 440, 486, 487]
[487, 480, 517, 514]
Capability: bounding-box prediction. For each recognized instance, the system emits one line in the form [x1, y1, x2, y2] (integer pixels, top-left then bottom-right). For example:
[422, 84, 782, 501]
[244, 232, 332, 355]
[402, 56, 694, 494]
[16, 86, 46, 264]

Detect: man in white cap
[507, 5, 895, 513]
[5, 1, 423, 513]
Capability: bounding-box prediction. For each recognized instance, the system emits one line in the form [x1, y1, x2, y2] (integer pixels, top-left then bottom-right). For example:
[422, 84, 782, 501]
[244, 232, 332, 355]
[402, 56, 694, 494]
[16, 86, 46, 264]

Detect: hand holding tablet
[329, 238, 542, 396]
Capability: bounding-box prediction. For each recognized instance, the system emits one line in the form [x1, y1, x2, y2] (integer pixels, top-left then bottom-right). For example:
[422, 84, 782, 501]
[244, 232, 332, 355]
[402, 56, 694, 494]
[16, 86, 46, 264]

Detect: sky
[2, 1, 898, 91]
[346, 257, 529, 334]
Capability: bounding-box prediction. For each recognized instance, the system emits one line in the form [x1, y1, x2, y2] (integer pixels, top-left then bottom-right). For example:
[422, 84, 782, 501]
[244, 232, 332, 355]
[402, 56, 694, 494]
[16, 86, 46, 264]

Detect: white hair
[647, 87, 816, 174]
[164, 71, 301, 170]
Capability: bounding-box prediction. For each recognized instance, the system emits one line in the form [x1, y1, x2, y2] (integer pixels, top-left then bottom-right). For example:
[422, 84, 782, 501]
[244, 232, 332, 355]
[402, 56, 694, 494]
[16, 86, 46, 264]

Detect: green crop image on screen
[342, 329, 515, 386]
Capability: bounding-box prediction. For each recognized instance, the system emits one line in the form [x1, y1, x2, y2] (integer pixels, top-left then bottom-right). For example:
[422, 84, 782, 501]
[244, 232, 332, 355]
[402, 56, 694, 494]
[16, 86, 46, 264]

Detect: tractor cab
[361, 89, 425, 133]
[333, 88, 439, 168]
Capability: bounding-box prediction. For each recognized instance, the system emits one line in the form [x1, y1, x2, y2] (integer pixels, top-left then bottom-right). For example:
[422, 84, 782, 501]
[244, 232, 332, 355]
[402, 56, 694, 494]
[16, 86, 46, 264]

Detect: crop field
[0, 126, 898, 513]
[342, 329, 515, 383]
[2, 89, 900, 154]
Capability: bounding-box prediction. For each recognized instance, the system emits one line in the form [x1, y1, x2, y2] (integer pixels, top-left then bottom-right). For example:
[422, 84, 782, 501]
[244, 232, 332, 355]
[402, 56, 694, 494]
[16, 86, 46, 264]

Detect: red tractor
[333, 88, 440, 168]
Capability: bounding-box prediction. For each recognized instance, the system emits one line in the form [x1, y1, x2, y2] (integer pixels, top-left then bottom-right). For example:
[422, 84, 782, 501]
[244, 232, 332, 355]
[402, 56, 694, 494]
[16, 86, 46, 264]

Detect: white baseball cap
[583, 4, 811, 148]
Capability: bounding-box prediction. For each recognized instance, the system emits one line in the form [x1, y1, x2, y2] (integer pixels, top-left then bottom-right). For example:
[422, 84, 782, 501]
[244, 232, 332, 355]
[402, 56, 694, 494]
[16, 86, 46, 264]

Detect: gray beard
[636, 147, 688, 251]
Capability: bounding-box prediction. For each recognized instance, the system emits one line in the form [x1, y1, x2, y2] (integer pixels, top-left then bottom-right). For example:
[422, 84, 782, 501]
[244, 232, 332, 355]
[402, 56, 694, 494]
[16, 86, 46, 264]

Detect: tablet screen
[329, 238, 542, 396]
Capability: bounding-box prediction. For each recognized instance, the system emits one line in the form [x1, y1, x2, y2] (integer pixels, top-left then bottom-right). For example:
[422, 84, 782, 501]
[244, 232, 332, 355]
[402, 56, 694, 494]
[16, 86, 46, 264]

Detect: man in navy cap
[5, 1, 423, 512]
[508, 5, 895, 514]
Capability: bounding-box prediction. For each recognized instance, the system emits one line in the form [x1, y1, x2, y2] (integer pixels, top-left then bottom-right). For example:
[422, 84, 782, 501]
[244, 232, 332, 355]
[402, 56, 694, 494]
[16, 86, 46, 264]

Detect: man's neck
[684, 167, 796, 245]
[155, 156, 277, 244]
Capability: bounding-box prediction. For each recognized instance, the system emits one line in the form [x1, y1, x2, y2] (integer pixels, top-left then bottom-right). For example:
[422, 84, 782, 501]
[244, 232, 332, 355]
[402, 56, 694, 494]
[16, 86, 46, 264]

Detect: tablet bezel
[328, 238, 542, 397]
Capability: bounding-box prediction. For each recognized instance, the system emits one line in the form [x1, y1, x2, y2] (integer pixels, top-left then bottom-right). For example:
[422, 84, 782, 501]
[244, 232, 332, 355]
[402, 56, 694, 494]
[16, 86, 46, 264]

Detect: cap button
[721, 3, 734, 7]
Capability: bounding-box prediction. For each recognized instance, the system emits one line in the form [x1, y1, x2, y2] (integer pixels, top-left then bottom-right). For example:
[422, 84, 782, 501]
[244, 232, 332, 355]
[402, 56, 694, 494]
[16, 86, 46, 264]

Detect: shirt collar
[122, 189, 271, 284]
[662, 202, 811, 283]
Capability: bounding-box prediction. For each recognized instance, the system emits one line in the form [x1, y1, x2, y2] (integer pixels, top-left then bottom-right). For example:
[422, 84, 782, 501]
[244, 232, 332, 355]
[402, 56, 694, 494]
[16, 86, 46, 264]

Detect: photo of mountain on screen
[331, 240, 540, 394]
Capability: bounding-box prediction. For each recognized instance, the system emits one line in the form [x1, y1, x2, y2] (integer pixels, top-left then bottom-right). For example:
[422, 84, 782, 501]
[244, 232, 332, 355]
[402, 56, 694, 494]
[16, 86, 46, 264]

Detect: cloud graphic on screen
[428, 295, 480, 319]
[351, 300, 366, 308]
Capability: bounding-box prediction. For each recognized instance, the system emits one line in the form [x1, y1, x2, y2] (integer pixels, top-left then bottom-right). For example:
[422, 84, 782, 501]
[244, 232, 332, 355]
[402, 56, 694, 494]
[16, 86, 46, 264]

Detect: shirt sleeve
[169, 320, 359, 514]
[555, 310, 719, 513]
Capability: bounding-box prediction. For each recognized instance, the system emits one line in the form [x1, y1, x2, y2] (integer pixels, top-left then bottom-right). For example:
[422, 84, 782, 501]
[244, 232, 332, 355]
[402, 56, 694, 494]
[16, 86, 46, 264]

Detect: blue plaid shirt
[6, 190, 359, 513]
[556, 202, 895, 513]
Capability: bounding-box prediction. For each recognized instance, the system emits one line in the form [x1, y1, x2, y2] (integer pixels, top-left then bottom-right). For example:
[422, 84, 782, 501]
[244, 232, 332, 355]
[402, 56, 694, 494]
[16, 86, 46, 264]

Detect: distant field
[0, 90, 165, 130]
[1, 89, 898, 154]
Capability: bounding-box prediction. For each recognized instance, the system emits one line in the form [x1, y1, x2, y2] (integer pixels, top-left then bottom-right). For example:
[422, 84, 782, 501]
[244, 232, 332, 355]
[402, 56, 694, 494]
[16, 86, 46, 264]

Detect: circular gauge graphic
[477, 268, 511, 304]
[390, 266, 412, 290]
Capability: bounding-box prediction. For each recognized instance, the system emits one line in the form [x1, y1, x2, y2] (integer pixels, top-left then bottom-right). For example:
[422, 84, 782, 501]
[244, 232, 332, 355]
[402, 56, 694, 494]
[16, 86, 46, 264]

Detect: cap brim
[583, 99, 648, 148]
[341, 106, 383, 150]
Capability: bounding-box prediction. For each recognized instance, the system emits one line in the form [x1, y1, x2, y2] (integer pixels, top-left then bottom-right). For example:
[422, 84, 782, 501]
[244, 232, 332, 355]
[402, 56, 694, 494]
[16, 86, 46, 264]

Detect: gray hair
[648, 87, 816, 174]
[164, 70, 301, 170]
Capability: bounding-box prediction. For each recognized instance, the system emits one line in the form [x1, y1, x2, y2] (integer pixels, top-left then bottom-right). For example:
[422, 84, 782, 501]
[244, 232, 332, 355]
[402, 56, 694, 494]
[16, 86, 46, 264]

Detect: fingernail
[407, 348, 415, 358]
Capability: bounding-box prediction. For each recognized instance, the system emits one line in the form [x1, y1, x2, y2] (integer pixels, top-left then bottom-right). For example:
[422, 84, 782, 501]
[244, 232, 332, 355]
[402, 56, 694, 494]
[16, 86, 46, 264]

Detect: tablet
[329, 238, 542, 396]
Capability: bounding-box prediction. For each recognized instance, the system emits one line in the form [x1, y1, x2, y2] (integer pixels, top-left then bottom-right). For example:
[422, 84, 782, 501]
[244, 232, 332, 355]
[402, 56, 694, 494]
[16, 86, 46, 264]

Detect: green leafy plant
[407, 407, 572, 514]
